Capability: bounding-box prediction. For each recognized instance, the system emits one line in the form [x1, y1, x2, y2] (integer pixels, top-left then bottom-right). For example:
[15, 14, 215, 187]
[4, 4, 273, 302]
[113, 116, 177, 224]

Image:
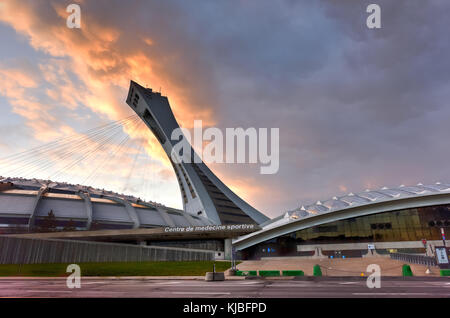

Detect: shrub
[402, 264, 413, 276]
[313, 264, 322, 276]
[282, 270, 304, 276]
[259, 270, 280, 277]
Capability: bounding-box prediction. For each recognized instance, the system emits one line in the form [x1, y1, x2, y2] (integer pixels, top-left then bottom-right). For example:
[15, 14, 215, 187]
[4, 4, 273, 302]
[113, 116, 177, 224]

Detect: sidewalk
[237, 257, 443, 277]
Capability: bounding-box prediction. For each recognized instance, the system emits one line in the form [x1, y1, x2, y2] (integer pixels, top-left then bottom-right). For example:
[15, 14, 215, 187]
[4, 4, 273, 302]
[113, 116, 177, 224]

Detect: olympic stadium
[0, 177, 214, 232]
[0, 81, 449, 263]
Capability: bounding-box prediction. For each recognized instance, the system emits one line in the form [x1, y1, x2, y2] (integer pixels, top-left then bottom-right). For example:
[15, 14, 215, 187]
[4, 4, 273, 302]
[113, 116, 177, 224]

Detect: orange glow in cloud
[0, 0, 263, 210]
[0, 0, 217, 166]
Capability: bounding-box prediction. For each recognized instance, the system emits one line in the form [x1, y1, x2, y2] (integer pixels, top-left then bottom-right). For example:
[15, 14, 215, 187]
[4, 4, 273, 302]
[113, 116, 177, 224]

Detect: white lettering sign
[436, 247, 449, 264]
[164, 224, 255, 233]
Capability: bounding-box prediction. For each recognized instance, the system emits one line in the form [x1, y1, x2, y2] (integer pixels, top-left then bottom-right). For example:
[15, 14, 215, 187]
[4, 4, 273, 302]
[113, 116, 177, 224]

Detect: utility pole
[231, 247, 236, 270]
[422, 238, 431, 274]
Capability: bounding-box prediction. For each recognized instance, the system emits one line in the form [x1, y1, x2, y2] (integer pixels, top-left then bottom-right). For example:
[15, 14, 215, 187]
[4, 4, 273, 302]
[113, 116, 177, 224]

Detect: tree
[62, 219, 76, 232]
[38, 209, 57, 232]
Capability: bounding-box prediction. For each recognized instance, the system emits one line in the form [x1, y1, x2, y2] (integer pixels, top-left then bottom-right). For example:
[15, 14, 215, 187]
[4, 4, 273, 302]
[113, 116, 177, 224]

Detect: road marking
[268, 284, 338, 288]
[352, 293, 430, 296]
[154, 281, 182, 285]
[172, 292, 231, 295]
[25, 290, 74, 293]
[147, 283, 260, 287]
[339, 282, 358, 285]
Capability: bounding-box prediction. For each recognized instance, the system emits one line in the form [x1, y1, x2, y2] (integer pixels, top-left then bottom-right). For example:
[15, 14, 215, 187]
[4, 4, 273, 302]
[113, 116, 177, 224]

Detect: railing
[390, 252, 437, 267]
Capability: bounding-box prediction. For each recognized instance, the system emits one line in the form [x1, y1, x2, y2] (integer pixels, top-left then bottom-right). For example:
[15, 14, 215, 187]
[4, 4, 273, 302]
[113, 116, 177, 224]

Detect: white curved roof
[238, 182, 450, 250]
[0, 177, 213, 229]
[281, 182, 450, 222]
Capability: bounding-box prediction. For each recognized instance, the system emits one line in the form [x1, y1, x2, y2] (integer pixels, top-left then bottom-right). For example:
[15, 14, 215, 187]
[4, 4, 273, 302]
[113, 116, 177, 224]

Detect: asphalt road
[1, 278, 450, 298]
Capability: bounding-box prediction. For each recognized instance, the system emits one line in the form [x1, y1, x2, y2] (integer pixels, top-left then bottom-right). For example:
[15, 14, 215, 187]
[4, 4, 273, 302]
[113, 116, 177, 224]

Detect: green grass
[0, 261, 239, 277]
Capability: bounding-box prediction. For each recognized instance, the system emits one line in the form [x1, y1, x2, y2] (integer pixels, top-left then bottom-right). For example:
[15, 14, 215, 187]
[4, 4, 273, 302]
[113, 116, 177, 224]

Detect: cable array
[0, 114, 158, 202]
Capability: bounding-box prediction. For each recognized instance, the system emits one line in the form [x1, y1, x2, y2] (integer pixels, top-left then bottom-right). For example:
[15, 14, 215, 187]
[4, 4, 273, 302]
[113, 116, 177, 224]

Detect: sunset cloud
[0, 0, 449, 217]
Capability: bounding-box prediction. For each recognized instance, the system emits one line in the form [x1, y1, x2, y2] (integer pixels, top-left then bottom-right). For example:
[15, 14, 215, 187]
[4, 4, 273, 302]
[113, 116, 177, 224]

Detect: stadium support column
[77, 191, 93, 230]
[156, 207, 176, 227]
[28, 185, 48, 231]
[137, 201, 176, 227]
[104, 196, 140, 229]
[224, 238, 232, 260]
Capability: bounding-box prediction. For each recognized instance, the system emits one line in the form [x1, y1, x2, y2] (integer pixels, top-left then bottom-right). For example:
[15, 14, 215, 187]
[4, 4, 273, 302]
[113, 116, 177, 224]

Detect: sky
[0, 0, 449, 218]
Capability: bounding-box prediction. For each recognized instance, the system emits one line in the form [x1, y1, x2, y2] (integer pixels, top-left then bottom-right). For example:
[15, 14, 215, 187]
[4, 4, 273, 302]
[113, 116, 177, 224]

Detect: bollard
[205, 272, 225, 281]
[402, 264, 413, 277]
[313, 264, 322, 277]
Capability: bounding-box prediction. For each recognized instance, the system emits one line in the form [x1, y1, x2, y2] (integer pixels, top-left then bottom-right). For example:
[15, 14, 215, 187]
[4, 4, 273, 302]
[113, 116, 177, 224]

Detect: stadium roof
[0, 176, 164, 206]
[0, 177, 214, 229]
[236, 182, 450, 250]
[262, 182, 450, 227]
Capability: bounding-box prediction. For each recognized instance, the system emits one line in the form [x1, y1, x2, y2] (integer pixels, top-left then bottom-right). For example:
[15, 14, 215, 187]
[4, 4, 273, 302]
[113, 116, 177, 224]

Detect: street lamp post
[422, 238, 427, 256]
[422, 238, 431, 274]
[231, 247, 236, 271]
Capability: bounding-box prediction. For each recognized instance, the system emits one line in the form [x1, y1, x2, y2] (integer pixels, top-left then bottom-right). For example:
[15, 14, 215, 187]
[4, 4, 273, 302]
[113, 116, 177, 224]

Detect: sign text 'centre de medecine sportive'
[164, 224, 256, 233]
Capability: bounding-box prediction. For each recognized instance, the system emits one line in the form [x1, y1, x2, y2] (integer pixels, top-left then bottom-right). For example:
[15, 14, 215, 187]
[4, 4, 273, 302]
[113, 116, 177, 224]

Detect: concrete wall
[0, 236, 214, 264]
[147, 239, 224, 251]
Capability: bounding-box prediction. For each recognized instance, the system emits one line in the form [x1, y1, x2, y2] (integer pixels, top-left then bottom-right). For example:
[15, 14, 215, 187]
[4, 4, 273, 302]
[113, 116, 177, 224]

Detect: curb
[0, 275, 247, 280]
[0, 276, 204, 280]
[292, 276, 450, 281]
[239, 276, 450, 281]
[0, 275, 447, 281]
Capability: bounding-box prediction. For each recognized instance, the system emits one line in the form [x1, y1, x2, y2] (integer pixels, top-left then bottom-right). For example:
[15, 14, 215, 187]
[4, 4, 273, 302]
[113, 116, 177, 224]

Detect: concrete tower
[126, 81, 269, 225]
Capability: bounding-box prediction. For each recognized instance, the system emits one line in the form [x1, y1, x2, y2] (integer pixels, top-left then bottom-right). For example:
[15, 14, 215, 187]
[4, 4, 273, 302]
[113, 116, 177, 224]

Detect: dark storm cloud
[84, 0, 450, 216]
[174, 0, 450, 216]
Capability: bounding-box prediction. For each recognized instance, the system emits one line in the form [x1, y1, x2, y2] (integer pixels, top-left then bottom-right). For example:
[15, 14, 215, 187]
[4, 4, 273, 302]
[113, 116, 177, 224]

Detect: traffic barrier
[205, 272, 225, 281]
[440, 269, 450, 276]
[390, 253, 436, 267]
[235, 270, 257, 276]
[282, 270, 304, 276]
[259, 270, 280, 277]
[313, 264, 322, 276]
[402, 264, 413, 276]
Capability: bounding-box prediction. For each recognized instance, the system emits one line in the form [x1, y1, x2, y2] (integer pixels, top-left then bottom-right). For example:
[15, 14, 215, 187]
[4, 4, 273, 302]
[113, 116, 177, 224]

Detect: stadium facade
[0, 81, 448, 261]
[234, 184, 450, 259]
[0, 177, 214, 233]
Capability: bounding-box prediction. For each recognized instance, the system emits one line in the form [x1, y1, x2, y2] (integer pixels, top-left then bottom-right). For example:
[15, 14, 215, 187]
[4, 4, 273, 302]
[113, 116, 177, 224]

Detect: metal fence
[390, 252, 437, 267]
[0, 236, 214, 264]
